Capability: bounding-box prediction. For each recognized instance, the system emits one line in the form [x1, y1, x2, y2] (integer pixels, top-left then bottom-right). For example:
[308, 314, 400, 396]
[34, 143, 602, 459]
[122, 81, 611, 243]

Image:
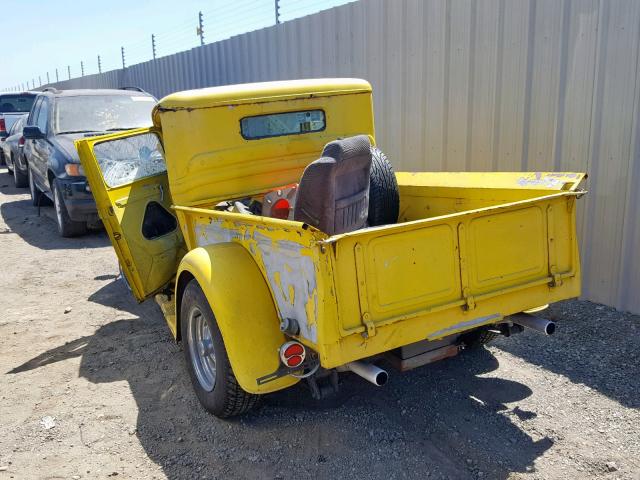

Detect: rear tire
[13, 158, 28, 188]
[368, 146, 399, 226]
[181, 280, 259, 418]
[52, 180, 87, 237]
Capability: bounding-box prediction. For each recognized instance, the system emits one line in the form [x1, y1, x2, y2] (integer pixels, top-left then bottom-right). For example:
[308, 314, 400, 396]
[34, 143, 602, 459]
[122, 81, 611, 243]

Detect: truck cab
[76, 79, 586, 418]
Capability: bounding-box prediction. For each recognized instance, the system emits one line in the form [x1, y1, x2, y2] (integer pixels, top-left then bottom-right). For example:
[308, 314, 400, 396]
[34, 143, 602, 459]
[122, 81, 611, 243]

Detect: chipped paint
[517, 176, 565, 188]
[254, 233, 318, 343]
[516, 172, 584, 190]
[194, 215, 319, 344]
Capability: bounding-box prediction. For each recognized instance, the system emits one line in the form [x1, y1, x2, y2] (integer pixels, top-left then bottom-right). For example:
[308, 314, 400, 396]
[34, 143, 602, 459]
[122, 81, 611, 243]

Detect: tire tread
[181, 281, 259, 418]
[368, 146, 399, 226]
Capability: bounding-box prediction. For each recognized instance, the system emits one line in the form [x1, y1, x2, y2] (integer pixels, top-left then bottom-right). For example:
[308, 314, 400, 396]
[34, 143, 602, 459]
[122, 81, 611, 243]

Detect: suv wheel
[52, 180, 87, 237]
[181, 280, 259, 418]
[28, 167, 41, 206]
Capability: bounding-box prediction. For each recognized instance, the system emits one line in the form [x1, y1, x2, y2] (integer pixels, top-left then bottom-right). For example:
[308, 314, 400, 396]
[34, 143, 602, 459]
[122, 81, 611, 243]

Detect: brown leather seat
[293, 135, 372, 235]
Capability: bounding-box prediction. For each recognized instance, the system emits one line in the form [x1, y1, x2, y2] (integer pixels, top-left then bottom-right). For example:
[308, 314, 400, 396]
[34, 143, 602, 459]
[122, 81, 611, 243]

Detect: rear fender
[175, 243, 298, 394]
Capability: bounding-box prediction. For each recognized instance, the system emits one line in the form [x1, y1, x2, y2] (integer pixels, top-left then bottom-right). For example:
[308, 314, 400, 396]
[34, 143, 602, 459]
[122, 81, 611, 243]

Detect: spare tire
[368, 146, 400, 226]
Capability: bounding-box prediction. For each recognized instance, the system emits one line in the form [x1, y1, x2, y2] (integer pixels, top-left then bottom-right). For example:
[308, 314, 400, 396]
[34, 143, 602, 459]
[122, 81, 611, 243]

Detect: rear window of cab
[240, 109, 325, 140]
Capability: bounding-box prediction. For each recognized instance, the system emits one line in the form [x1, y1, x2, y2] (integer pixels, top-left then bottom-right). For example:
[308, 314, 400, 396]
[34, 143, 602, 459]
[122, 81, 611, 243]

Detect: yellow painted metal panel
[369, 225, 458, 310]
[154, 78, 371, 112]
[329, 184, 582, 358]
[156, 90, 375, 207]
[76, 129, 185, 302]
[468, 207, 546, 291]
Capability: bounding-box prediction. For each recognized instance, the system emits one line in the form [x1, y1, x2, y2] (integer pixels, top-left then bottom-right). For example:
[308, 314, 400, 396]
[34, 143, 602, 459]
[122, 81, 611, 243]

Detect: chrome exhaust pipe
[510, 312, 556, 336]
[345, 361, 389, 386]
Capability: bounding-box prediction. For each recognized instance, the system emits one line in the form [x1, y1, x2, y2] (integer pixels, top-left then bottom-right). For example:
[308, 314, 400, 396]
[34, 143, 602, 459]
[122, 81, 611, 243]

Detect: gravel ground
[0, 167, 639, 480]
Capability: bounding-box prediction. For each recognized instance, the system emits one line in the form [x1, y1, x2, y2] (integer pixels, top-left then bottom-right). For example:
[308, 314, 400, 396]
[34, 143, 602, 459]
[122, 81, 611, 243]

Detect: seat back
[293, 135, 372, 235]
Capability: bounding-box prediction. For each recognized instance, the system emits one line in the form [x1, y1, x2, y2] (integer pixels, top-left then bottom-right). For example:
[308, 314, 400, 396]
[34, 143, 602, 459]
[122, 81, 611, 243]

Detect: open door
[76, 128, 185, 302]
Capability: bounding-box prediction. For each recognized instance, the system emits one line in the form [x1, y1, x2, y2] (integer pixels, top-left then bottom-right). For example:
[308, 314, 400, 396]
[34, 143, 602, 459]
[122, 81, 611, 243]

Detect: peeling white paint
[254, 233, 318, 343]
[195, 218, 319, 343]
[517, 176, 564, 188]
[195, 219, 243, 244]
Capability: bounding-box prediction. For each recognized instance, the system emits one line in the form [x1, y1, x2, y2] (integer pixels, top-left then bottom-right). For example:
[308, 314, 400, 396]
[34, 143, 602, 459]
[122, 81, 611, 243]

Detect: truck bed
[176, 172, 585, 369]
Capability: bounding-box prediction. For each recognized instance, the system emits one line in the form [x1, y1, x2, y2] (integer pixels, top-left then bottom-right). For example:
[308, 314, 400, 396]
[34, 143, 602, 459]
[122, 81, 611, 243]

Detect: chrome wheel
[187, 306, 217, 392]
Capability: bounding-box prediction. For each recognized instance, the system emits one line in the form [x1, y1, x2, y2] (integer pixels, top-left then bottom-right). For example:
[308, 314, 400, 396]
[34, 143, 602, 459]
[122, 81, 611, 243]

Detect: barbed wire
[1, 0, 355, 91]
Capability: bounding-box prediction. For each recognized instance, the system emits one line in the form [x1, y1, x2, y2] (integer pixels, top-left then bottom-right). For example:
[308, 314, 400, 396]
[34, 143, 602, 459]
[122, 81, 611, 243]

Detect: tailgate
[329, 191, 581, 342]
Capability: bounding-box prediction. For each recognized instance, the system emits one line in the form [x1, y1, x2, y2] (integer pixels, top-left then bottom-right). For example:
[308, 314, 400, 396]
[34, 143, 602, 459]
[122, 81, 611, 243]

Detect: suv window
[10, 117, 25, 135]
[0, 94, 36, 113]
[29, 97, 43, 126]
[36, 99, 49, 133]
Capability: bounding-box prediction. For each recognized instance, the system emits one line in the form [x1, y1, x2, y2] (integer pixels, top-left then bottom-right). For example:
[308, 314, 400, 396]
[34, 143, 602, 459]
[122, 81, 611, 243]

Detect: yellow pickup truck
[77, 79, 585, 418]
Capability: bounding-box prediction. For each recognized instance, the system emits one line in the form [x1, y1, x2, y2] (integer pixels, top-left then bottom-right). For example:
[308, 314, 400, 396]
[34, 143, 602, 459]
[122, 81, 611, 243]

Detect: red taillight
[18, 136, 25, 146]
[286, 355, 303, 367]
[283, 343, 304, 357]
[0, 118, 5, 133]
[280, 341, 306, 368]
[271, 198, 291, 220]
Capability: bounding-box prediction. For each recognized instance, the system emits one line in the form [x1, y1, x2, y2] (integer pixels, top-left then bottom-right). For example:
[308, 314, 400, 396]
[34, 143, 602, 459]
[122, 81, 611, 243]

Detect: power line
[1, 0, 354, 88]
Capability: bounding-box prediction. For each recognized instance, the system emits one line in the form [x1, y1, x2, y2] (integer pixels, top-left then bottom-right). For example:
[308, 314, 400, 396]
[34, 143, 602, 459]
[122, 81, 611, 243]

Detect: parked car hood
[54, 133, 99, 163]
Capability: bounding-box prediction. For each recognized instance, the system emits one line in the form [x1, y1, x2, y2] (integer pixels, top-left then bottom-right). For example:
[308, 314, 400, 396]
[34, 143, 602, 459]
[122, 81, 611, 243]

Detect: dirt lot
[0, 167, 638, 480]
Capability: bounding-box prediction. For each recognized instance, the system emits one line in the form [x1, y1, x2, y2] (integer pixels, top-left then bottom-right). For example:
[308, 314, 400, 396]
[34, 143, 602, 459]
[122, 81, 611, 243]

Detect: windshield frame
[52, 94, 156, 135]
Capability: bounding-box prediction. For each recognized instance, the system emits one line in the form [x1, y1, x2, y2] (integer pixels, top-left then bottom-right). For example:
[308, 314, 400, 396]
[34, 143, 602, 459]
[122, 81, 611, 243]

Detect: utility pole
[98, 55, 102, 74]
[121, 47, 126, 69]
[197, 11, 204, 46]
[152, 34, 157, 60]
[68, 65, 71, 79]
[81, 61, 84, 76]
[55, 68, 59, 82]
[275, 0, 281, 24]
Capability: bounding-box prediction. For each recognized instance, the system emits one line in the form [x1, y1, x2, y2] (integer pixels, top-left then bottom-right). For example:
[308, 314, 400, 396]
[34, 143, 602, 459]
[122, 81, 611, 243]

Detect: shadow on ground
[7, 278, 558, 480]
[0, 169, 27, 196]
[493, 299, 640, 409]
[0, 170, 108, 250]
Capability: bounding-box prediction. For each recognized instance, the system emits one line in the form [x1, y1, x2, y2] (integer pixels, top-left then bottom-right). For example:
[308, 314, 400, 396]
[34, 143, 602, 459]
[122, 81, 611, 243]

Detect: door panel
[33, 98, 50, 184]
[76, 129, 184, 301]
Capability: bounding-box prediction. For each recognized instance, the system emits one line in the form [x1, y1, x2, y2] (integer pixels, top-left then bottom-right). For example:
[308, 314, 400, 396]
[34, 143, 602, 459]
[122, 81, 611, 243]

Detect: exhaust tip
[345, 361, 389, 387]
[545, 322, 556, 335]
[375, 371, 389, 387]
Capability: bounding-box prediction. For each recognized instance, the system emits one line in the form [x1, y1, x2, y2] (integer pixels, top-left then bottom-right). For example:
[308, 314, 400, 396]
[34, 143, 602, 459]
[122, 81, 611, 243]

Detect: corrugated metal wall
[47, 0, 640, 314]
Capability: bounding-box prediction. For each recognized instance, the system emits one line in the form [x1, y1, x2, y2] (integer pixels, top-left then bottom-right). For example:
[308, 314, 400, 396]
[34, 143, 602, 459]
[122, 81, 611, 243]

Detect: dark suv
[23, 88, 156, 237]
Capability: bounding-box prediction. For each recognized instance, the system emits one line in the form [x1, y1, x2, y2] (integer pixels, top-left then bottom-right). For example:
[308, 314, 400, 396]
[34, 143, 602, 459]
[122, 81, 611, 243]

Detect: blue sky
[1, 0, 352, 91]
